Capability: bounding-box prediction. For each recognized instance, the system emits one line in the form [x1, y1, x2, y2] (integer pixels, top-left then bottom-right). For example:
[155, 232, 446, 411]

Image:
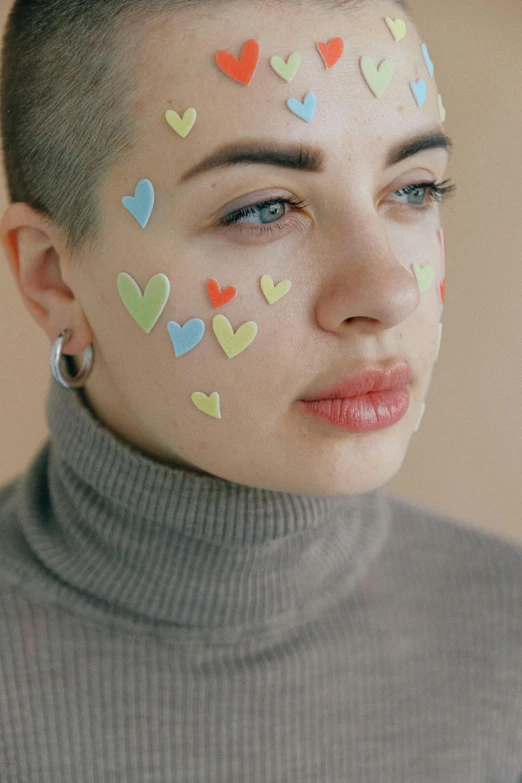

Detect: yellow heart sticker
[360, 56, 394, 98]
[384, 16, 407, 42]
[261, 275, 292, 304]
[270, 52, 301, 83]
[437, 94, 447, 123]
[212, 314, 258, 359]
[165, 107, 197, 138]
[413, 263, 435, 294]
[191, 391, 222, 419]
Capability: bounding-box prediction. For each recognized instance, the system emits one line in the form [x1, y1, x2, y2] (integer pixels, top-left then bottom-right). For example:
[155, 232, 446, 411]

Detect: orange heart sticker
[317, 37, 344, 69]
[439, 277, 445, 305]
[207, 279, 237, 309]
[216, 39, 260, 85]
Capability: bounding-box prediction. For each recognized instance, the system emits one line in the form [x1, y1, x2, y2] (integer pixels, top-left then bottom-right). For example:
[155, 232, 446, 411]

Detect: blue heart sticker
[122, 179, 155, 228]
[410, 79, 427, 108]
[421, 43, 434, 78]
[287, 91, 317, 122]
[167, 319, 205, 357]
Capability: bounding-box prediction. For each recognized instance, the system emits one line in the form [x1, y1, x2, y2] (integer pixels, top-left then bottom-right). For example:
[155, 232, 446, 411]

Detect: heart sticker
[261, 275, 292, 304]
[117, 272, 170, 333]
[165, 107, 197, 138]
[207, 279, 237, 309]
[435, 322, 443, 362]
[317, 37, 344, 69]
[421, 43, 434, 77]
[414, 401, 426, 433]
[412, 263, 435, 294]
[216, 39, 260, 85]
[439, 277, 445, 305]
[384, 17, 407, 42]
[287, 91, 317, 122]
[213, 314, 258, 358]
[270, 51, 301, 82]
[167, 319, 205, 357]
[122, 179, 155, 228]
[411, 78, 427, 108]
[360, 56, 394, 98]
[191, 391, 222, 419]
[437, 94, 446, 123]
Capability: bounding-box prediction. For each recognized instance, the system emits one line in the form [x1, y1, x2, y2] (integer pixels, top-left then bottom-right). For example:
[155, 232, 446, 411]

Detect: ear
[0, 203, 93, 355]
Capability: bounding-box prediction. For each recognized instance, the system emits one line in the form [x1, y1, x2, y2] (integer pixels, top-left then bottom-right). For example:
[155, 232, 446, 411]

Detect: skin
[1, 0, 450, 496]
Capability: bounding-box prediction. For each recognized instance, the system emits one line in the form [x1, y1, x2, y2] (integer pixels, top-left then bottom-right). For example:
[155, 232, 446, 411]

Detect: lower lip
[298, 387, 411, 432]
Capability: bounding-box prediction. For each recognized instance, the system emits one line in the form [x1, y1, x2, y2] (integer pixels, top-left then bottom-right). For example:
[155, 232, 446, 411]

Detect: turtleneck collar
[13, 380, 392, 644]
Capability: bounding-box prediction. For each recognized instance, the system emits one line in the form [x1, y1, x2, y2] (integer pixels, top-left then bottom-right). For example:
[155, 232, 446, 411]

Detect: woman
[0, 0, 521, 779]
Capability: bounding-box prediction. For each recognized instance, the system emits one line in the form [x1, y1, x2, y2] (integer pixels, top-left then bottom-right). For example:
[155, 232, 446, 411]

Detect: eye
[390, 179, 457, 213]
[219, 196, 308, 228]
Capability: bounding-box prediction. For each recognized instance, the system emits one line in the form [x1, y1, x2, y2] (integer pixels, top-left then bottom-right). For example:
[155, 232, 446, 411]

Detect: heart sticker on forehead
[287, 91, 317, 122]
[360, 56, 394, 98]
[165, 107, 197, 138]
[437, 94, 447, 123]
[216, 39, 260, 85]
[384, 17, 407, 41]
[270, 51, 301, 83]
[411, 78, 427, 108]
[317, 37, 344, 69]
[421, 43, 435, 77]
[117, 272, 170, 333]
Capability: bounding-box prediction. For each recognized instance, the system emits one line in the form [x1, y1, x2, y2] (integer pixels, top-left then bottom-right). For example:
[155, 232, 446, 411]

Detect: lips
[300, 362, 413, 402]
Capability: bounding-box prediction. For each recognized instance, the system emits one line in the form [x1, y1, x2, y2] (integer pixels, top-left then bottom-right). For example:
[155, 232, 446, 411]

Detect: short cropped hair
[0, 0, 410, 257]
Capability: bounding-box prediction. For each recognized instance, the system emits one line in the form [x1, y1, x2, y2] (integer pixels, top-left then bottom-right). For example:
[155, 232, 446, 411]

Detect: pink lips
[298, 363, 413, 432]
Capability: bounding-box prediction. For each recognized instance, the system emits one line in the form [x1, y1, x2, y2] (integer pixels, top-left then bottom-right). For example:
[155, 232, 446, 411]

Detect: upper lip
[299, 361, 413, 401]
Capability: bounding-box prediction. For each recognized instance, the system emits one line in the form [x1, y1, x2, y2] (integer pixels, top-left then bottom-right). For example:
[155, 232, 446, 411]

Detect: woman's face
[60, 0, 450, 495]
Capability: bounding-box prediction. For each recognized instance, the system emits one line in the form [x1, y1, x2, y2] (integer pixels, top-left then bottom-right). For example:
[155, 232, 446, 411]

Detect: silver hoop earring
[49, 328, 94, 390]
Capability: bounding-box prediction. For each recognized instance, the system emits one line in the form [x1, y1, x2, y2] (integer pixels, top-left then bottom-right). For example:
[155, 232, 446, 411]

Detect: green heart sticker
[413, 263, 435, 294]
[117, 272, 171, 333]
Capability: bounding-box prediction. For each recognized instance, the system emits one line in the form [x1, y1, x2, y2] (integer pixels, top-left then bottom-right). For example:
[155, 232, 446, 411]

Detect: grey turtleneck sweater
[0, 380, 521, 782]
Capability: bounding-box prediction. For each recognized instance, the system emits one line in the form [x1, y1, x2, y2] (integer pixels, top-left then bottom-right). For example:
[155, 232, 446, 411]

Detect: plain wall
[0, 0, 520, 541]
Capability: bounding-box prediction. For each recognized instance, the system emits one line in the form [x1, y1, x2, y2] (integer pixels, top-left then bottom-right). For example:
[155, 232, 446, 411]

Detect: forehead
[124, 1, 436, 174]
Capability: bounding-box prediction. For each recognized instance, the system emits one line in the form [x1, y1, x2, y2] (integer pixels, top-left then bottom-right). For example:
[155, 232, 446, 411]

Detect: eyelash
[218, 179, 457, 235]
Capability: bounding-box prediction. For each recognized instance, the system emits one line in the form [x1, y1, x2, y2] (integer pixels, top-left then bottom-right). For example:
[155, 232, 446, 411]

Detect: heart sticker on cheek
[413, 263, 435, 294]
[207, 279, 237, 309]
[117, 272, 170, 333]
[191, 391, 222, 419]
[261, 275, 292, 304]
[122, 179, 155, 228]
[213, 314, 258, 358]
[167, 319, 205, 357]
[317, 37, 344, 69]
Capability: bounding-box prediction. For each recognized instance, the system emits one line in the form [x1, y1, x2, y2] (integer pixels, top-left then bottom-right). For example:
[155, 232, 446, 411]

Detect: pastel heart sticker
[122, 179, 155, 228]
[360, 56, 394, 98]
[439, 277, 445, 305]
[167, 319, 205, 357]
[411, 78, 427, 108]
[414, 401, 426, 433]
[191, 391, 222, 419]
[287, 91, 317, 122]
[261, 275, 292, 304]
[413, 263, 435, 293]
[216, 38, 260, 85]
[212, 314, 258, 359]
[165, 107, 197, 138]
[437, 94, 447, 123]
[435, 322, 443, 362]
[207, 279, 237, 309]
[384, 16, 407, 42]
[117, 272, 170, 334]
[317, 37, 344, 69]
[421, 43, 434, 77]
[270, 51, 301, 82]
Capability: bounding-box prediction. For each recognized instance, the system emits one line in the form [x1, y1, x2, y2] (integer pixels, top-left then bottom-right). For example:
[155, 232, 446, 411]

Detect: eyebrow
[179, 127, 453, 184]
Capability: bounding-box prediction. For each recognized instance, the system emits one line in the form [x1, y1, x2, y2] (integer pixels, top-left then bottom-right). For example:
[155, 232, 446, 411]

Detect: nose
[314, 213, 421, 334]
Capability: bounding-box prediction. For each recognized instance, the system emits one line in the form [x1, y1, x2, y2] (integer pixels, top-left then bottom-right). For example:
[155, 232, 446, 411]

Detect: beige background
[0, 0, 520, 541]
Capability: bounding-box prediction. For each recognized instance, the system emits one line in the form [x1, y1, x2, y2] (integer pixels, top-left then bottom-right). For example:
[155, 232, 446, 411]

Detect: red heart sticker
[439, 277, 445, 305]
[207, 279, 237, 309]
[216, 39, 260, 85]
[317, 37, 344, 69]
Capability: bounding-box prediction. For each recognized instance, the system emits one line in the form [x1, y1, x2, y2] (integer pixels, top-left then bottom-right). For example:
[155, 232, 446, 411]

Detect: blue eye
[393, 180, 457, 212]
[220, 196, 307, 227]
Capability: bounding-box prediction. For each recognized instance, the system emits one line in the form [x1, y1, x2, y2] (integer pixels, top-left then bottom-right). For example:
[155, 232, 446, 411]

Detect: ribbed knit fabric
[0, 380, 521, 782]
